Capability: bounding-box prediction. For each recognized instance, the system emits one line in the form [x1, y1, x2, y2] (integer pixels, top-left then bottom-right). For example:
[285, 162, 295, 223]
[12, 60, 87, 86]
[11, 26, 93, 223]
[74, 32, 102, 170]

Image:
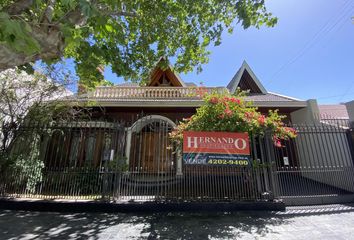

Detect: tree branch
[42, 0, 56, 23]
[4, 0, 34, 15]
[65, 8, 87, 26]
[0, 25, 65, 71]
[109, 11, 137, 18]
[96, 3, 138, 18]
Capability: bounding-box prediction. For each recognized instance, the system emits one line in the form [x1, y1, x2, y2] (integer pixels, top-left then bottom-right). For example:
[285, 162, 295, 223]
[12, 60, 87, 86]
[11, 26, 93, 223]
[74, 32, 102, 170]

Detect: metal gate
[271, 122, 354, 205]
[114, 115, 272, 202]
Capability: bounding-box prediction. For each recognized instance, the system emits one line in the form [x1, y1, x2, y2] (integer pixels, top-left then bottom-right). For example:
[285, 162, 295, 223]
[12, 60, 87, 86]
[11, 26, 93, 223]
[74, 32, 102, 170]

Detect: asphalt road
[1, 205, 354, 239]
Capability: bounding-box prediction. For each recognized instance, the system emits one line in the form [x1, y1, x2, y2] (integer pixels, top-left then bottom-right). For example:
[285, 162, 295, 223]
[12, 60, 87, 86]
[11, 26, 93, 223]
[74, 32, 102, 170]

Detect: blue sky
[103, 0, 354, 104]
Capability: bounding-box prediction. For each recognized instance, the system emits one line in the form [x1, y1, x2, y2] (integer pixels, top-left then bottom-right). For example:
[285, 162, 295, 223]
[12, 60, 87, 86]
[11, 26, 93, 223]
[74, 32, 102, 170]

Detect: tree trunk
[0, 25, 65, 71]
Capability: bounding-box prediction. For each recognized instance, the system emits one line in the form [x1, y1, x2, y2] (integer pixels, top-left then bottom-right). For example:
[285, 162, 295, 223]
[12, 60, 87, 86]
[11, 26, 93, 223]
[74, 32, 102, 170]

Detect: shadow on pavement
[0, 210, 290, 239]
[1, 206, 354, 239]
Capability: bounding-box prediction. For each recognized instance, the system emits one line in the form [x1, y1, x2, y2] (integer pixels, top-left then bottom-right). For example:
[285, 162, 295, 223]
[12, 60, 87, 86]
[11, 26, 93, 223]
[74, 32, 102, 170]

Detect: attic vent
[148, 58, 186, 87]
[238, 71, 263, 93]
[227, 61, 267, 94]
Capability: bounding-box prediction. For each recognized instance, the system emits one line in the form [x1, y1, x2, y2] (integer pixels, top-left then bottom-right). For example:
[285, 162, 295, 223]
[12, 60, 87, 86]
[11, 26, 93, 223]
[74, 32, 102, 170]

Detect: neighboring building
[318, 104, 349, 119]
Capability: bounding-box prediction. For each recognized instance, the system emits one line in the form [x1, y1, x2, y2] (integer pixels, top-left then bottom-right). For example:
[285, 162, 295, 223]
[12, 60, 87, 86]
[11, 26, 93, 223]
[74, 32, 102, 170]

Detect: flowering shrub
[170, 92, 297, 147]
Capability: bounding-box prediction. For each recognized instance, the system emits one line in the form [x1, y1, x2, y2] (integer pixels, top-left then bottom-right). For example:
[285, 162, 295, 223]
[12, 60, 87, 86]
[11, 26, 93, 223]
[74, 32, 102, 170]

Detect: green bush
[170, 91, 297, 147]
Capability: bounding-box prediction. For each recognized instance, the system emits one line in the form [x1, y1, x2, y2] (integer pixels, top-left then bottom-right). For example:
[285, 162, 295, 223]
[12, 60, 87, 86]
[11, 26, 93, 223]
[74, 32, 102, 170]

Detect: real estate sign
[183, 131, 251, 166]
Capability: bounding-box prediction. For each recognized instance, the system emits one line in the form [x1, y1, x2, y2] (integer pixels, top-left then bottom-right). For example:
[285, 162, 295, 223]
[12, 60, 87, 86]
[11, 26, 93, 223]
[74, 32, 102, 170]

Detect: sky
[103, 0, 354, 104]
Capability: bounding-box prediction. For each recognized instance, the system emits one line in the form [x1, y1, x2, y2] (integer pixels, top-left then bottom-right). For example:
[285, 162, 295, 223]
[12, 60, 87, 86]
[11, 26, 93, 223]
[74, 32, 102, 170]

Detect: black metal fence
[271, 120, 354, 205]
[0, 120, 125, 200]
[115, 165, 273, 202]
[0, 117, 354, 205]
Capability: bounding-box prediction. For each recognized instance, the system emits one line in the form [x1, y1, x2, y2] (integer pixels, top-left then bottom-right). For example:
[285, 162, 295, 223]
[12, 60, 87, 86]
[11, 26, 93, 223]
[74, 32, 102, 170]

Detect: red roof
[319, 105, 349, 119]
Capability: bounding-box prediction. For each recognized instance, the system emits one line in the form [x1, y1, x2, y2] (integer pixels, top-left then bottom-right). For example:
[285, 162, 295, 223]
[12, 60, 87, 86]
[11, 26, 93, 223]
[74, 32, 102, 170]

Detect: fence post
[264, 131, 279, 199]
[251, 135, 263, 197]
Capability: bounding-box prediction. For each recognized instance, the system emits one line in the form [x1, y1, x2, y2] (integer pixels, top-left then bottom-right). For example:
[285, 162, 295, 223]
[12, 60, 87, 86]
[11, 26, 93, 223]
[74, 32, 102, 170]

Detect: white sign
[283, 157, 289, 166]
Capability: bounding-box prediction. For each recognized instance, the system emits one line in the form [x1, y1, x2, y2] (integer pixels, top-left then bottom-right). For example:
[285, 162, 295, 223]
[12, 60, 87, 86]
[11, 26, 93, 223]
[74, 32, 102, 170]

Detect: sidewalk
[1, 205, 354, 239]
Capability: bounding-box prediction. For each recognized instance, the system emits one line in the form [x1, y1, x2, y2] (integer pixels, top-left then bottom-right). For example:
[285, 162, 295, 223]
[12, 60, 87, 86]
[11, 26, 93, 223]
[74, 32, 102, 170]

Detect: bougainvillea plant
[170, 90, 297, 147]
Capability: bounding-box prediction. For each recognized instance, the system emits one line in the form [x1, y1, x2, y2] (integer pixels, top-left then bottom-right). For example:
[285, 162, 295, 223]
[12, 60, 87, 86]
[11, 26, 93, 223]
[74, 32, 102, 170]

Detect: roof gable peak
[148, 58, 186, 87]
[227, 61, 267, 94]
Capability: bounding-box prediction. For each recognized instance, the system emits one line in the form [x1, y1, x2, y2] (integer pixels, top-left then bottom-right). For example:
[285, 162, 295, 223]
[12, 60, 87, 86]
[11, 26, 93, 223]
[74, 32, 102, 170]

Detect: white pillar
[125, 127, 132, 165]
[176, 147, 183, 176]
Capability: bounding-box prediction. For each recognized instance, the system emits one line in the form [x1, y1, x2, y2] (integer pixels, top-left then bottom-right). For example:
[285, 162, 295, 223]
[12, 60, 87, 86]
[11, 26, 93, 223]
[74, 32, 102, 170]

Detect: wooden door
[142, 132, 155, 172]
[141, 132, 171, 172]
[129, 126, 175, 173]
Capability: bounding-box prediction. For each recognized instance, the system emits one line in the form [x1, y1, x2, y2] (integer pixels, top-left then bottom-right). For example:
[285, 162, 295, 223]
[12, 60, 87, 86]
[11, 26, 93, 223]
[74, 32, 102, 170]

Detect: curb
[0, 199, 285, 213]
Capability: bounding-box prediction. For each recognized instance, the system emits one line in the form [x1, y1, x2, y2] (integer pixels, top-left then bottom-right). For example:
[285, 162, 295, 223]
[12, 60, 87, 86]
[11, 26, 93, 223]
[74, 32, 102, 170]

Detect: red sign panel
[183, 131, 250, 155]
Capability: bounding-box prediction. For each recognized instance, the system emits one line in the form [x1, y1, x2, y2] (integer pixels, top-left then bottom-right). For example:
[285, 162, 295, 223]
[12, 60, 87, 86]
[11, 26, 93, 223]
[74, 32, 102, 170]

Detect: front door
[129, 121, 175, 173]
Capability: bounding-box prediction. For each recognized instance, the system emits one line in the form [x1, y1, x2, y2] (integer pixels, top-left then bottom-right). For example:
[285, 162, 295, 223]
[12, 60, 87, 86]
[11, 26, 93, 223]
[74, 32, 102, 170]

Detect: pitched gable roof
[227, 61, 267, 94]
[148, 58, 186, 87]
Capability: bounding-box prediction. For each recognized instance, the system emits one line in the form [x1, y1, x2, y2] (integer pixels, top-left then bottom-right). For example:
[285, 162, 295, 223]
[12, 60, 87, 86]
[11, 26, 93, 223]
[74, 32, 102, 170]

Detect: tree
[0, 0, 277, 90]
[0, 68, 75, 151]
[0, 69, 89, 192]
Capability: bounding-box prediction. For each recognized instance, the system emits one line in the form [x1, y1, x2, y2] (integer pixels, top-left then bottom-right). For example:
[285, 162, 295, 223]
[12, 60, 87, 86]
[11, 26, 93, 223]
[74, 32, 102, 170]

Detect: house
[44, 60, 352, 174]
[51, 60, 308, 171]
[4, 59, 354, 204]
[74, 60, 310, 121]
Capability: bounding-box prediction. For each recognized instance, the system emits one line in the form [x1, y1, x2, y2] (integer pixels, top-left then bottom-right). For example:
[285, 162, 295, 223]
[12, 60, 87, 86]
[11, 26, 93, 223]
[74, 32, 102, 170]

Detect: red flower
[273, 136, 282, 147]
[196, 87, 208, 97]
[218, 113, 225, 119]
[274, 139, 282, 147]
[224, 108, 233, 117]
[244, 112, 254, 121]
[258, 115, 266, 125]
[209, 97, 219, 104]
[285, 127, 297, 134]
[229, 97, 241, 104]
[223, 96, 230, 102]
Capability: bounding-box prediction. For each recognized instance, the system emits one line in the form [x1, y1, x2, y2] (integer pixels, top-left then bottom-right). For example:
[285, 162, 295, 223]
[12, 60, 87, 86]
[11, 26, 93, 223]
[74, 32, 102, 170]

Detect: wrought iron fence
[270, 121, 354, 204]
[0, 167, 272, 202]
[0, 117, 354, 205]
[115, 166, 272, 202]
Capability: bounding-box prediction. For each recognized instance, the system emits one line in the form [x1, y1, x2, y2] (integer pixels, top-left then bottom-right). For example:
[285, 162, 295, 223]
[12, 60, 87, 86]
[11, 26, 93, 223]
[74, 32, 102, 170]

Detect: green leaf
[0, 0, 277, 87]
[0, 11, 10, 20]
[79, 0, 92, 17]
[105, 24, 113, 33]
[61, 0, 77, 9]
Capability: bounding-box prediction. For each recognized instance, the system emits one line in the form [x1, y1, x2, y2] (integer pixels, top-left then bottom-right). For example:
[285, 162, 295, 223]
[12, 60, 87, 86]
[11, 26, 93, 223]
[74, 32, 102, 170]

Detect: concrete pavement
[1, 205, 354, 239]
